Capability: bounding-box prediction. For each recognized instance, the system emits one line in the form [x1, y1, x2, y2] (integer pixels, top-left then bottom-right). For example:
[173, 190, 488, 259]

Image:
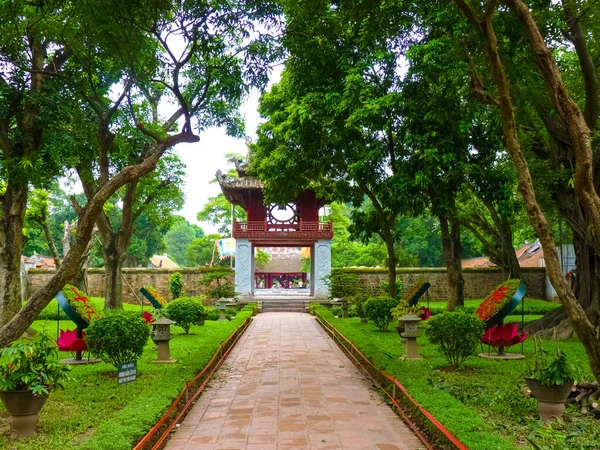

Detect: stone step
[259, 300, 308, 313]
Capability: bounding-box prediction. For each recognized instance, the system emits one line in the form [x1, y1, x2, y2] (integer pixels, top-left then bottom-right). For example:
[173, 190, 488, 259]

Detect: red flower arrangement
[142, 311, 155, 324]
[143, 285, 168, 307]
[418, 306, 432, 321]
[475, 279, 521, 321]
[62, 284, 101, 323]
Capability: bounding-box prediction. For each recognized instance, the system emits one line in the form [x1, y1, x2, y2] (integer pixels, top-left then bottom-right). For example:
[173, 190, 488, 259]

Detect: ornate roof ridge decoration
[216, 170, 263, 190]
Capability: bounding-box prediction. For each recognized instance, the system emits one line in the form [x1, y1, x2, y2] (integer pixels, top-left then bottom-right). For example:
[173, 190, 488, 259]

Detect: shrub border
[313, 309, 467, 450]
[133, 306, 255, 450]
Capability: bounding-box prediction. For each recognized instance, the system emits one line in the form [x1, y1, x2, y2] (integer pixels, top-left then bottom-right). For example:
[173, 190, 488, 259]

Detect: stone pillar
[235, 238, 253, 297]
[313, 239, 331, 298]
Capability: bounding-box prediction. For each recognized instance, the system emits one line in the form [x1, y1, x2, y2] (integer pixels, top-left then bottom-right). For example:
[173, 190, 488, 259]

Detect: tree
[252, 28, 410, 297]
[0, 0, 279, 346]
[165, 220, 205, 267]
[26, 190, 62, 269]
[186, 234, 228, 267]
[447, 0, 600, 381]
[327, 203, 388, 268]
[77, 153, 186, 309]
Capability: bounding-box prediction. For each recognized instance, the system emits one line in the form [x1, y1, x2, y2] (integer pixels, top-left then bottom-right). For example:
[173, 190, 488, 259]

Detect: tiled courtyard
[165, 313, 424, 450]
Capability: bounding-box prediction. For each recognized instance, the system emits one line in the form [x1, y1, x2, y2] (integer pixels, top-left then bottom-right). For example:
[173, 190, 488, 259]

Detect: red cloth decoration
[481, 323, 528, 348]
[56, 329, 87, 352]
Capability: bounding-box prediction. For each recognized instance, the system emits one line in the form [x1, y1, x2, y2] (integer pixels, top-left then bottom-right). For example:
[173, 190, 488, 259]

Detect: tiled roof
[149, 255, 180, 269]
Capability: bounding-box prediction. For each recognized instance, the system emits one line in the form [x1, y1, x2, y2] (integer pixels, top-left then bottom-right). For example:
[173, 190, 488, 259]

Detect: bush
[426, 312, 485, 369]
[363, 296, 397, 331]
[353, 293, 368, 318]
[85, 311, 150, 368]
[165, 297, 205, 333]
[380, 277, 404, 299]
[169, 272, 185, 299]
[326, 269, 360, 298]
[205, 306, 237, 321]
[199, 270, 235, 299]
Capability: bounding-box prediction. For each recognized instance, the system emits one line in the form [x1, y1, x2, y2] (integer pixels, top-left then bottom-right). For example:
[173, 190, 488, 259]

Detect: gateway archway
[216, 158, 332, 299]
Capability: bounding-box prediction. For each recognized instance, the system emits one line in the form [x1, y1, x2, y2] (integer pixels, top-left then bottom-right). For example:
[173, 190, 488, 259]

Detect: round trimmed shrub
[363, 296, 397, 331]
[165, 297, 205, 334]
[169, 272, 185, 299]
[85, 311, 150, 368]
[426, 312, 485, 370]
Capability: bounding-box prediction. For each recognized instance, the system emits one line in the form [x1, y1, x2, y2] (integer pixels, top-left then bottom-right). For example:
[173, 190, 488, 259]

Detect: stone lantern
[340, 297, 349, 318]
[216, 298, 228, 321]
[400, 314, 422, 360]
[151, 317, 177, 364]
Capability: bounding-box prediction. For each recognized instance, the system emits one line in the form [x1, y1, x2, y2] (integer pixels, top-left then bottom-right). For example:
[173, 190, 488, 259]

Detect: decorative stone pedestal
[151, 318, 177, 364]
[400, 314, 422, 360]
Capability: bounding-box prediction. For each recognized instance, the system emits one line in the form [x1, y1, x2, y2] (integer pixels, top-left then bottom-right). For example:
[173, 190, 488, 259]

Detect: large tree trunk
[440, 212, 465, 310]
[41, 218, 61, 269]
[499, 217, 521, 279]
[455, 0, 600, 381]
[383, 232, 398, 298]
[103, 244, 125, 310]
[0, 185, 28, 327]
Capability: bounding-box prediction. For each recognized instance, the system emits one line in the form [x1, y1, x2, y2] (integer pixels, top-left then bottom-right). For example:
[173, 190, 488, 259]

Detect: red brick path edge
[314, 312, 468, 450]
[133, 309, 256, 450]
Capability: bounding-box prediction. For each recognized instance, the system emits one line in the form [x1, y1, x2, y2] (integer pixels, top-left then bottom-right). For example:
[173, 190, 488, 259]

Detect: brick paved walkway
[166, 313, 424, 450]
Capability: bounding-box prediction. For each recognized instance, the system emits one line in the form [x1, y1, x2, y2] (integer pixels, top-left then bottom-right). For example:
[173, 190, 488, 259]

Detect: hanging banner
[218, 238, 236, 259]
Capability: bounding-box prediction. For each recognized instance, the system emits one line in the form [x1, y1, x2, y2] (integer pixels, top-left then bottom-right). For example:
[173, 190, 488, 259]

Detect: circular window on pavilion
[268, 203, 298, 227]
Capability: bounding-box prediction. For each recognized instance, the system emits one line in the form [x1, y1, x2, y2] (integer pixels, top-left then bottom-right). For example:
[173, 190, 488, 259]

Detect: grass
[427, 298, 560, 316]
[312, 305, 599, 450]
[0, 307, 254, 449]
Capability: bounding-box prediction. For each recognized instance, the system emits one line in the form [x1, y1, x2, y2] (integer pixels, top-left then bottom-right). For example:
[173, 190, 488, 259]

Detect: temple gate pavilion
[216, 158, 333, 298]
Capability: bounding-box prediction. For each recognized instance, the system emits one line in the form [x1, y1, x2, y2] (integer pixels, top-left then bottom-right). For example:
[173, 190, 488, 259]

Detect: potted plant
[525, 336, 577, 421]
[0, 333, 72, 438]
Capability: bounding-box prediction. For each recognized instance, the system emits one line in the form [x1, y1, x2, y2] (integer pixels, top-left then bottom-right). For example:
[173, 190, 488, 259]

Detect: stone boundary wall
[27, 266, 547, 303]
[27, 268, 234, 304]
[339, 267, 547, 300]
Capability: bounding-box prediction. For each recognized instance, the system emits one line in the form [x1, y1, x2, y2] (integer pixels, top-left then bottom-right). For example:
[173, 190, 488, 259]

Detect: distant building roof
[149, 254, 179, 269]
[461, 240, 544, 269]
[21, 253, 58, 270]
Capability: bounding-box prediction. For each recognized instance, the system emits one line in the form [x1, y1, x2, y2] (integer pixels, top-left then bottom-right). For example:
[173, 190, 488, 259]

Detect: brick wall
[27, 266, 547, 303]
[27, 268, 234, 304]
[340, 267, 547, 300]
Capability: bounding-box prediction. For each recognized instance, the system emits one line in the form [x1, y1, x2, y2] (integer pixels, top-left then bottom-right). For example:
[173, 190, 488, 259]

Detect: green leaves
[0, 332, 72, 394]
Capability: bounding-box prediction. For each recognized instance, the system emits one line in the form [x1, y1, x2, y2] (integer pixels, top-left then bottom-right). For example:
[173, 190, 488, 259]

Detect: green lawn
[427, 298, 560, 316]
[0, 307, 254, 449]
[312, 305, 599, 450]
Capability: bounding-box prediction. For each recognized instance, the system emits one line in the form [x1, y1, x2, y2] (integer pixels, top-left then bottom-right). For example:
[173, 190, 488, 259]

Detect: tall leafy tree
[0, 0, 279, 346]
[164, 219, 205, 266]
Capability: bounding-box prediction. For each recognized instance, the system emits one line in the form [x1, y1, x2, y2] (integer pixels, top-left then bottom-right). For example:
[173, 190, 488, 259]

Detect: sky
[175, 89, 262, 234]
[176, 62, 282, 234]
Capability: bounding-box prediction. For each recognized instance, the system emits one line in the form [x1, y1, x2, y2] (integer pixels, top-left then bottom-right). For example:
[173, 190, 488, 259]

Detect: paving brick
[165, 313, 425, 449]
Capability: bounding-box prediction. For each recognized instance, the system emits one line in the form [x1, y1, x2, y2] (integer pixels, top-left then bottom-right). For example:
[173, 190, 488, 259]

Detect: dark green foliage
[426, 312, 484, 369]
[363, 296, 397, 331]
[0, 333, 71, 395]
[326, 269, 360, 298]
[352, 293, 368, 318]
[169, 272, 185, 299]
[85, 311, 150, 368]
[380, 277, 404, 300]
[199, 269, 236, 299]
[165, 297, 205, 334]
